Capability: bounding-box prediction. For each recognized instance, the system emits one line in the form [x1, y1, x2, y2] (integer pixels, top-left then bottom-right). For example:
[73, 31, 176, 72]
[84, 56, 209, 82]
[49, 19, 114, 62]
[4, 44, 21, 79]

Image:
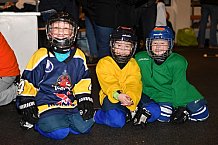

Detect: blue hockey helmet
[146, 26, 174, 64]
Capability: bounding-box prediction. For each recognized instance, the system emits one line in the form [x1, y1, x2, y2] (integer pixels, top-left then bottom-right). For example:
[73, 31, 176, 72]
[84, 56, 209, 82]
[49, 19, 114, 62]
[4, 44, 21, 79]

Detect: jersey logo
[53, 70, 72, 89]
[138, 58, 149, 61]
[45, 60, 54, 73]
[52, 70, 75, 106]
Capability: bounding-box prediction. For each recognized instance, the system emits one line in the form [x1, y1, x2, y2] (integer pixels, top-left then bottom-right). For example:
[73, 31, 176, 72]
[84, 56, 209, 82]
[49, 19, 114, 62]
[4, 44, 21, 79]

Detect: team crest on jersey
[45, 60, 54, 73]
[53, 70, 72, 90]
[52, 70, 75, 106]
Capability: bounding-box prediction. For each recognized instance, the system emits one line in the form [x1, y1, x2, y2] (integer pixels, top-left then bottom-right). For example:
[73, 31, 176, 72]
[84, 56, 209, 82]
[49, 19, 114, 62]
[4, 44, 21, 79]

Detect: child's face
[151, 39, 169, 56]
[50, 21, 73, 39]
[113, 41, 133, 56]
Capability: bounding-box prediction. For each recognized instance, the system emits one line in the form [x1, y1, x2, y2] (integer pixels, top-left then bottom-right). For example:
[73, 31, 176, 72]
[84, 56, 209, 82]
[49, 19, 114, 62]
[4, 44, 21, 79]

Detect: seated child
[16, 12, 94, 140]
[0, 32, 20, 106]
[94, 26, 161, 128]
[135, 26, 209, 123]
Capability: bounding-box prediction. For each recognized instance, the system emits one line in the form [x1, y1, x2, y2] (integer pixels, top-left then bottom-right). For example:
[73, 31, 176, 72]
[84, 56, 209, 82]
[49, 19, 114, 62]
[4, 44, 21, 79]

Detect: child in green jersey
[135, 26, 209, 123]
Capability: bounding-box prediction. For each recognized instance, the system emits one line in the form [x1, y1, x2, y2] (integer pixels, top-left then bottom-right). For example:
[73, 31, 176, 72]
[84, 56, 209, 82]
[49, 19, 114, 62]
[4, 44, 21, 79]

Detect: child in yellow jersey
[94, 26, 161, 128]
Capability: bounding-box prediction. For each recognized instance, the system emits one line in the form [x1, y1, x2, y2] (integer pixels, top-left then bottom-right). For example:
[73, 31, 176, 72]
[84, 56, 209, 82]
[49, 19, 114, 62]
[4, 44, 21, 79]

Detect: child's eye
[125, 45, 131, 48]
[152, 42, 157, 45]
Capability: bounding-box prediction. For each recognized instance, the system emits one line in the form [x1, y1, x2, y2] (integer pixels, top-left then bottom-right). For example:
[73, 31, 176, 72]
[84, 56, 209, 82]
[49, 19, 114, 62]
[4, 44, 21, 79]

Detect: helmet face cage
[46, 12, 79, 53]
[146, 38, 173, 62]
[146, 26, 174, 62]
[110, 27, 137, 64]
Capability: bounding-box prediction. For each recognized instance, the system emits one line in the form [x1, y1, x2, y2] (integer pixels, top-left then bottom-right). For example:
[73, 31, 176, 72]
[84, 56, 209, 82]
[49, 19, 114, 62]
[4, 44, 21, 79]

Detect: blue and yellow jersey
[18, 48, 91, 115]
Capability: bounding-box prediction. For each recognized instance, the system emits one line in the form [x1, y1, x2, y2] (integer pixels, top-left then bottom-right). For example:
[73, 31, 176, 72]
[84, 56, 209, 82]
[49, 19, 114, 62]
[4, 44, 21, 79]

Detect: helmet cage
[110, 28, 137, 64]
[146, 38, 173, 62]
[46, 15, 78, 53]
[146, 26, 174, 62]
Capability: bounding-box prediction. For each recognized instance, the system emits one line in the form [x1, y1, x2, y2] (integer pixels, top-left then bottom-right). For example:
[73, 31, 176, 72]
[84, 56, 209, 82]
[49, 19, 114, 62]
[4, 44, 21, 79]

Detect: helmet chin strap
[53, 46, 71, 54]
[153, 54, 169, 65]
[154, 58, 165, 65]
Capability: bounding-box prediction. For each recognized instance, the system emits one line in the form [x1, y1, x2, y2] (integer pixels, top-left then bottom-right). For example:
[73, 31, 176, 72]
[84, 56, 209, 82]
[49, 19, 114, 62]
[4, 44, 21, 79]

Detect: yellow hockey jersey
[96, 56, 142, 111]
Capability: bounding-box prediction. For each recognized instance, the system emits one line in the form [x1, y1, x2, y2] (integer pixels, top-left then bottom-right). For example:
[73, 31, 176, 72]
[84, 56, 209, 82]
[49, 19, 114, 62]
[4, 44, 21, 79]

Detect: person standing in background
[155, 0, 167, 26]
[134, 0, 157, 52]
[92, 0, 135, 58]
[80, 0, 99, 64]
[155, 0, 175, 37]
[0, 32, 20, 106]
[198, 0, 218, 49]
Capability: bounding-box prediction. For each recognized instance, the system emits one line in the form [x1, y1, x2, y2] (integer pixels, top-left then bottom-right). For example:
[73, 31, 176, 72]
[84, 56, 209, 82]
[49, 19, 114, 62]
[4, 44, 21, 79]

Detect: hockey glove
[133, 107, 151, 127]
[77, 96, 94, 120]
[170, 107, 189, 124]
[16, 96, 39, 129]
[125, 110, 132, 123]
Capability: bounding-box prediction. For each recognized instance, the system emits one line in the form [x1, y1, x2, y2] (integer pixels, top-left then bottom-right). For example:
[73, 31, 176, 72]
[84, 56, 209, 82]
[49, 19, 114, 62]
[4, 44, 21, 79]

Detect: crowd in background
[0, 0, 177, 63]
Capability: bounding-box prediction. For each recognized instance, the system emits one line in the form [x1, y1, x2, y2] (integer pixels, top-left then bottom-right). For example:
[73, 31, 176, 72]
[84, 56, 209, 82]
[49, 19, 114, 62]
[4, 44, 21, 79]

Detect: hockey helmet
[146, 26, 174, 63]
[46, 12, 79, 53]
[110, 26, 137, 64]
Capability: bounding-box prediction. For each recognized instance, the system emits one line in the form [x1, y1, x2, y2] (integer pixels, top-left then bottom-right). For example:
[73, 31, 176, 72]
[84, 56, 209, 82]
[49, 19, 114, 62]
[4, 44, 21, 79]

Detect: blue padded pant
[94, 108, 126, 128]
[138, 94, 161, 122]
[94, 97, 127, 128]
[157, 99, 209, 122]
[35, 112, 94, 140]
[94, 95, 161, 127]
[187, 99, 209, 121]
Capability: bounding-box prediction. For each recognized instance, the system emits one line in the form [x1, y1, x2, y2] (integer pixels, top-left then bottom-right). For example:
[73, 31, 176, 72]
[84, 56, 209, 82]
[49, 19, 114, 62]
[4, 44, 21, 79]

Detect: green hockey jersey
[135, 51, 204, 108]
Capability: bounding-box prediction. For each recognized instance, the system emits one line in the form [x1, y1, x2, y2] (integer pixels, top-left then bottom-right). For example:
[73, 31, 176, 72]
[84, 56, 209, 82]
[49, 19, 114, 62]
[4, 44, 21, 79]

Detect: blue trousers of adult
[85, 16, 98, 58]
[35, 110, 94, 140]
[94, 94, 161, 128]
[198, 4, 218, 47]
[93, 23, 114, 58]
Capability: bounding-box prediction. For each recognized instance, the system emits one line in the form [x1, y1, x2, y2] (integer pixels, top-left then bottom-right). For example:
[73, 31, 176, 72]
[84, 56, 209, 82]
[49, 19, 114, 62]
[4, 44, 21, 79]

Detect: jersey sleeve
[73, 49, 91, 99]
[18, 48, 48, 98]
[171, 55, 203, 107]
[96, 58, 121, 104]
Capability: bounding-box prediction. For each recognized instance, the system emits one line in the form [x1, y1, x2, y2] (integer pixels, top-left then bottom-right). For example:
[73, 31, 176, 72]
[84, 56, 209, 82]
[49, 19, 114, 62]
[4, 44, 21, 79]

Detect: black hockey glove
[170, 107, 189, 124]
[125, 110, 132, 123]
[77, 96, 94, 120]
[16, 96, 39, 129]
[133, 107, 151, 127]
